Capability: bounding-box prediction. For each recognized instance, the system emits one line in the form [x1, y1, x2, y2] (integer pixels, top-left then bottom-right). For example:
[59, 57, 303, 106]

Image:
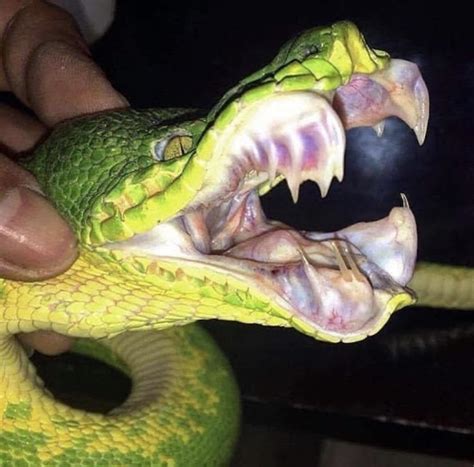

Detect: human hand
[0, 1, 127, 354]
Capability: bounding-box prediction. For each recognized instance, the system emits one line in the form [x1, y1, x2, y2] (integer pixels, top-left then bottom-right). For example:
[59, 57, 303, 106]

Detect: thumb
[0, 155, 77, 281]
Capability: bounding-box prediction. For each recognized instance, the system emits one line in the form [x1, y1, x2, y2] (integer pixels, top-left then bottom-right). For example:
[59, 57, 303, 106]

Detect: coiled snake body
[0, 21, 472, 465]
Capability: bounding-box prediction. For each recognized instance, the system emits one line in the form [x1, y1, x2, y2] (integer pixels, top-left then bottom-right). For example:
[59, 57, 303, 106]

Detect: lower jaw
[106, 201, 416, 341]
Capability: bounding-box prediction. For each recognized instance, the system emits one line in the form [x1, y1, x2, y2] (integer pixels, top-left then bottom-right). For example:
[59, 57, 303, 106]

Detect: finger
[0, 103, 47, 154]
[1, 1, 128, 125]
[18, 330, 73, 356]
[0, 0, 28, 88]
[0, 0, 86, 94]
[0, 154, 77, 280]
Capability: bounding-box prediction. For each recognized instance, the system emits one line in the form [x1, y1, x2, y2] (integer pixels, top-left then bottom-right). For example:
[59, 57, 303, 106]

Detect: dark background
[33, 1, 474, 465]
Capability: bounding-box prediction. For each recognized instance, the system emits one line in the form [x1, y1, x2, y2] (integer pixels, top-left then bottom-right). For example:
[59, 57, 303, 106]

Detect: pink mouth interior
[207, 191, 415, 334]
[115, 58, 426, 337]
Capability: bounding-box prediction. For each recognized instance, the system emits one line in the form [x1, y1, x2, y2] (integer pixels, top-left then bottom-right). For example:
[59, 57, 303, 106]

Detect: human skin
[0, 0, 127, 354]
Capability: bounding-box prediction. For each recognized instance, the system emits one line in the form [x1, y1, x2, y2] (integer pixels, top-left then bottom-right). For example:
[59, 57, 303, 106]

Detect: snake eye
[153, 134, 193, 161]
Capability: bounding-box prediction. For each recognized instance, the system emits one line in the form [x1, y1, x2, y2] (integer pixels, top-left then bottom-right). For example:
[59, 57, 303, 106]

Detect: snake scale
[0, 21, 473, 466]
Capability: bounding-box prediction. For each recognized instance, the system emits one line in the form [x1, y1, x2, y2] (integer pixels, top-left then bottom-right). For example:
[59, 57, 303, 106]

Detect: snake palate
[1, 21, 471, 466]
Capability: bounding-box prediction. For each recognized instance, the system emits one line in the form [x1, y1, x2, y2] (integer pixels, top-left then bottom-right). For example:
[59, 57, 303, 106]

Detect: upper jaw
[333, 59, 429, 144]
[188, 58, 429, 212]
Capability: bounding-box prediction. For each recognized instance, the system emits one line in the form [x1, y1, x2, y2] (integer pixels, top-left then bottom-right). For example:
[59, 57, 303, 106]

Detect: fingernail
[0, 187, 77, 275]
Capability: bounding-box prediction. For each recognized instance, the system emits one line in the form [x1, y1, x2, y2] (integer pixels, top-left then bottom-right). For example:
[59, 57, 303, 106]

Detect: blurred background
[32, 1, 474, 465]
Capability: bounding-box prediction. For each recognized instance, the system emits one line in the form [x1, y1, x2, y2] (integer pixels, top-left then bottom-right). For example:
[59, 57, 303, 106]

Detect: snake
[0, 20, 472, 466]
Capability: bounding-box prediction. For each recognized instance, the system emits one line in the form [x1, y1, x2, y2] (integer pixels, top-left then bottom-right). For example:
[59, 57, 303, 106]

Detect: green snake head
[26, 21, 429, 343]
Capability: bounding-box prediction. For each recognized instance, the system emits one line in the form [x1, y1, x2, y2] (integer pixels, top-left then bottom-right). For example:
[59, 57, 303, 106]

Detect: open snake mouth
[112, 58, 428, 342]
